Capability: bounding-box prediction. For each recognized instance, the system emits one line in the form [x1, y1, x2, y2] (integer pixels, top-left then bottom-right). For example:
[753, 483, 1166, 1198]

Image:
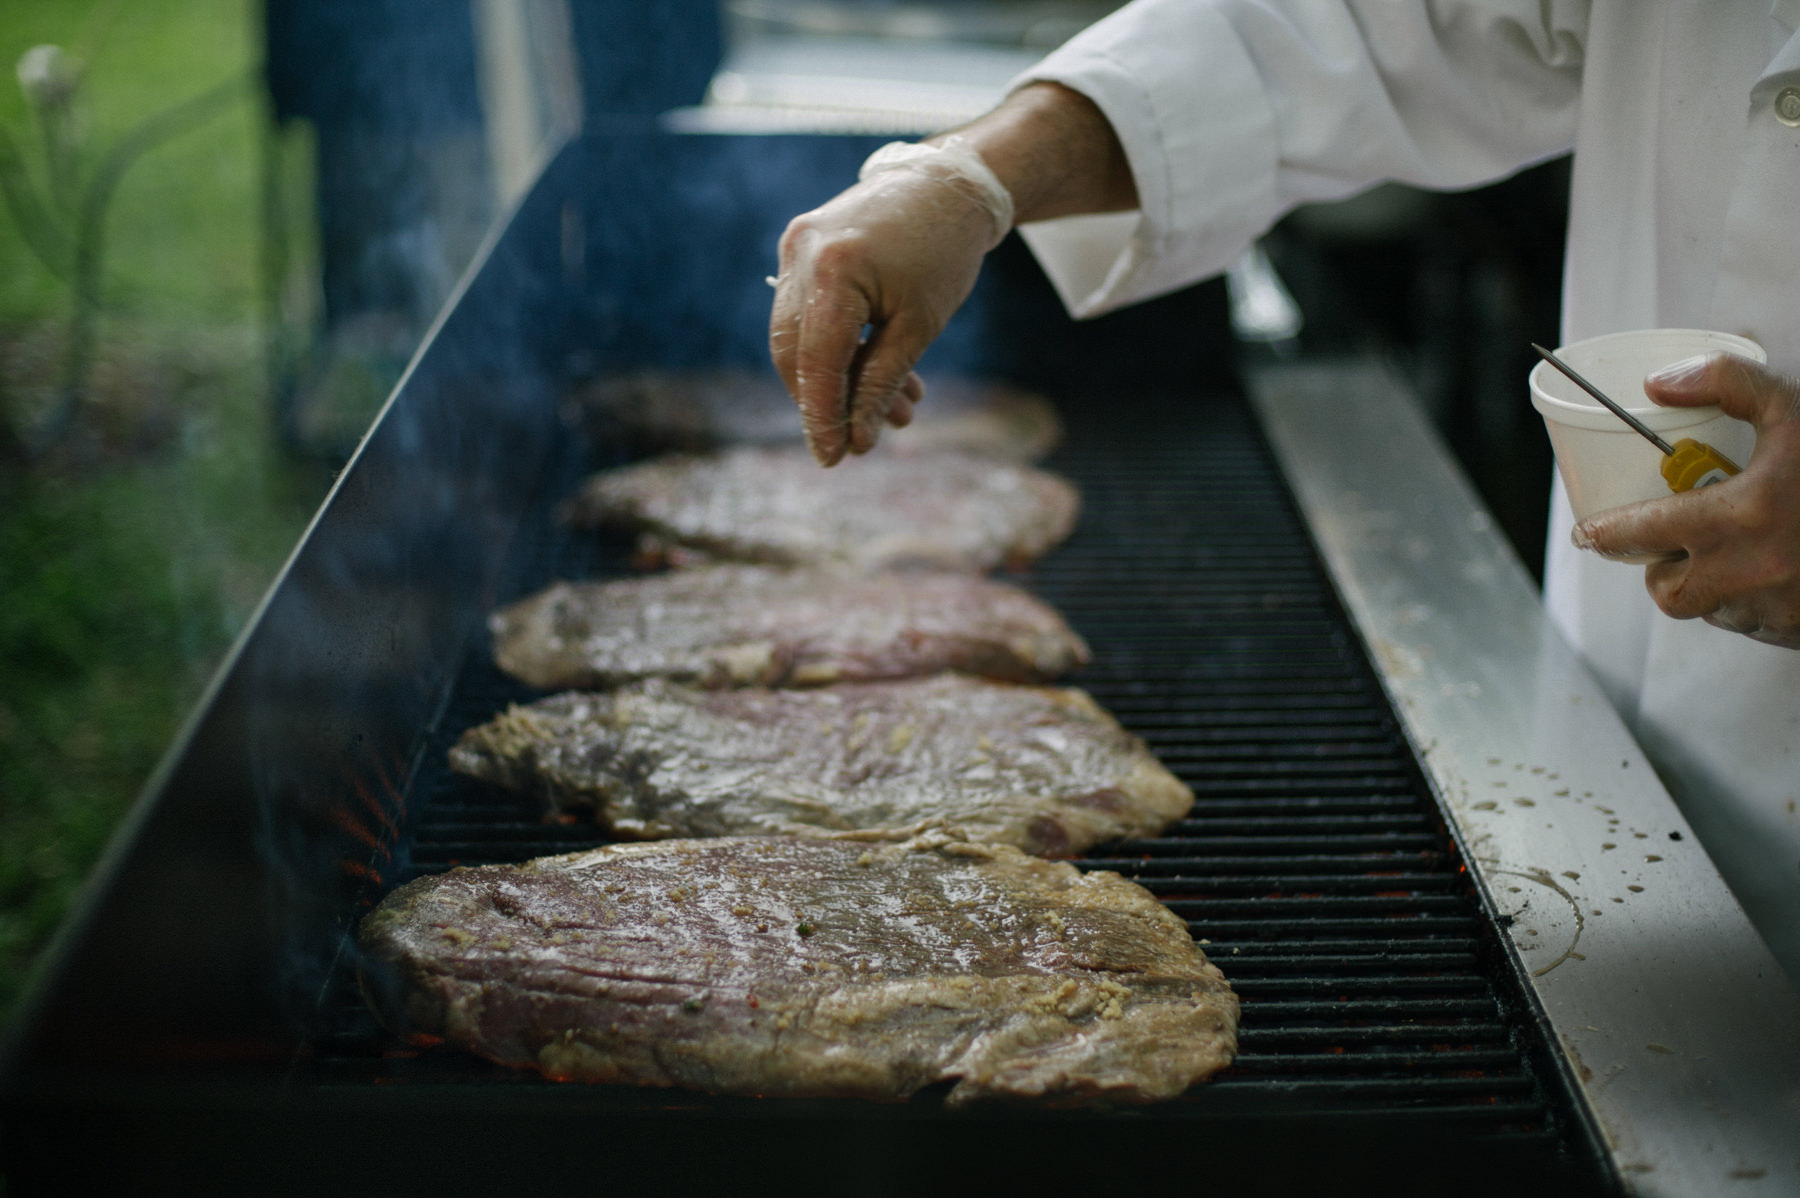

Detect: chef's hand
[769, 82, 1138, 466]
[769, 155, 998, 467]
[1572, 352, 1800, 648]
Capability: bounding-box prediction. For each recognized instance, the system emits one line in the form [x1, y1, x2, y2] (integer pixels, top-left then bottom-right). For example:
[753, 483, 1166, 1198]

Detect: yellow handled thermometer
[1531, 343, 1742, 491]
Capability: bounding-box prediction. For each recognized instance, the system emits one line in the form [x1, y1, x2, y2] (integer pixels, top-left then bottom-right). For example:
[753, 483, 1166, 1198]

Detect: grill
[0, 128, 1683, 1193]
[289, 374, 1603, 1191]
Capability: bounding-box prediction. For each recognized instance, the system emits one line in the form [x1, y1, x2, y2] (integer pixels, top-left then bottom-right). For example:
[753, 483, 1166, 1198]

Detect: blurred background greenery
[0, 0, 332, 1022]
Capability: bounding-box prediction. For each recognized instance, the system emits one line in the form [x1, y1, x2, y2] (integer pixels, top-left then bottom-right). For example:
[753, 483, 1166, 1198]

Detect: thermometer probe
[1531, 343, 1742, 491]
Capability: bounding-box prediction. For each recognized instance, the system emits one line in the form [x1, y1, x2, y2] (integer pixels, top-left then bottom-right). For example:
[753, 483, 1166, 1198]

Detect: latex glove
[769, 138, 1012, 466]
[1572, 352, 1800, 648]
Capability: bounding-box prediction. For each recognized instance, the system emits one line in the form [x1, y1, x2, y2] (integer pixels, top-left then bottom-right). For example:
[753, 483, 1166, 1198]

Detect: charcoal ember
[489, 565, 1090, 691]
[563, 446, 1080, 573]
[449, 674, 1192, 857]
[357, 827, 1237, 1106]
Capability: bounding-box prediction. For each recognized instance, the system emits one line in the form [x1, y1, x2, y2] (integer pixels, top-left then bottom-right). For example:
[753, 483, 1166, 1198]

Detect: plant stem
[0, 123, 74, 278]
[32, 72, 250, 457]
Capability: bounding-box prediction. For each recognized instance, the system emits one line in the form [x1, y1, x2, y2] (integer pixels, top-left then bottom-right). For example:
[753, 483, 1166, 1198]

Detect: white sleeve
[1014, 0, 1590, 317]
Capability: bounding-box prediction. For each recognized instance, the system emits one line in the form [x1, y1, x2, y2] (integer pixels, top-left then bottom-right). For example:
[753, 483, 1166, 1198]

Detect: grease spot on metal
[1561, 1035, 1595, 1082]
[1490, 866, 1585, 976]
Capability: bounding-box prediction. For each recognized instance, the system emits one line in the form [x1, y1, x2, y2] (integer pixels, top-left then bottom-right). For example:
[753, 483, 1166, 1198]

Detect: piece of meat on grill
[563, 446, 1080, 574]
[489, 566, 1091, 690]
[566, 369, 1063, 461]
[357, 826, 1238, 1106]
[449, 674, 1192, 857]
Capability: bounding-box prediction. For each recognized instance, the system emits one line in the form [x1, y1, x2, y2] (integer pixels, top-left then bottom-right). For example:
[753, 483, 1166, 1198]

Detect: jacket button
[1778, 85, 1800, 127]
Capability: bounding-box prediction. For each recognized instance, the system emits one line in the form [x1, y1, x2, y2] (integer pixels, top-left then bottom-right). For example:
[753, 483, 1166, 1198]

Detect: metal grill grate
[302, 385, 1592, 1162]
[1014, 397, 1559, 1126]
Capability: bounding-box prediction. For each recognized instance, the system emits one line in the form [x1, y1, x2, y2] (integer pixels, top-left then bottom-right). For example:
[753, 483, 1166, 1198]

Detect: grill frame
[11, 127, 1789, 1192]
[284, 376, 1609, 1193]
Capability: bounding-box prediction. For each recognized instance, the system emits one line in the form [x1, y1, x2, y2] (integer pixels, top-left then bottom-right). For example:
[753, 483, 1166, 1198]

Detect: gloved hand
[769, 137, 1013, 467]
[1572, 352, 1800, 648]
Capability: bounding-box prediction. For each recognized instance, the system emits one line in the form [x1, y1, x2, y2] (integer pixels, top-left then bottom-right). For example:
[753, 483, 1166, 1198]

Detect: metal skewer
[1531, 343, 1676, 455]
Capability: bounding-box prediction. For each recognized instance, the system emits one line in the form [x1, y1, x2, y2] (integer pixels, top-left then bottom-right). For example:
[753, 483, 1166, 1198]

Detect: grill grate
[302, 385, 1593, 1164]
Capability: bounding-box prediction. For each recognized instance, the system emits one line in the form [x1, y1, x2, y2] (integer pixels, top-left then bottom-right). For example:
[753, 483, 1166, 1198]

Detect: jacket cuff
[1010, 0, 1280, 317]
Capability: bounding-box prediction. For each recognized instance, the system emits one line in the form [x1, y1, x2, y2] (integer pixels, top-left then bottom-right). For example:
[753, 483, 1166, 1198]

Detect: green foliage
[0, 1, 327, 1020]
[0, 0, 263, 322]
[0, 325, 325, 1018]
[0, 466, 215, 1008]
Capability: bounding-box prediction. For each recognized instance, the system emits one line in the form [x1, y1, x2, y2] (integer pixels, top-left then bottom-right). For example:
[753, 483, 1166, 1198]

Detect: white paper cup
[1530, 328, 1763, 522]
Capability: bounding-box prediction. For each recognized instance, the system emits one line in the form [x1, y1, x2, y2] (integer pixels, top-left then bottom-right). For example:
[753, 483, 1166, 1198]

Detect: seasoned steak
[449, 674, 1192, 857]
[357, 827, 1238, 1106]
[489, 566, 1091, 690]
[569, 369, 1063, 461]
[563, 447, 1080, 573]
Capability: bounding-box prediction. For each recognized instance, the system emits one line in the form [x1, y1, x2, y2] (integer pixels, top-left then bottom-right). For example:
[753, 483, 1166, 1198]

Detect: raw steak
[449, 674, 1192, 857]
[357, 826, 1238, 1106]
[489, 566, 1091, 690]
[562, 446, 1080, 573]
[568, 369, 1063, 461]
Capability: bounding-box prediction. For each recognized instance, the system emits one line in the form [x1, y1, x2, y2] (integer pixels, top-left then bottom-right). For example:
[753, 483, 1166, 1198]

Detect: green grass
[0, 0, 266, 321]
[0, 1, 328, 1021]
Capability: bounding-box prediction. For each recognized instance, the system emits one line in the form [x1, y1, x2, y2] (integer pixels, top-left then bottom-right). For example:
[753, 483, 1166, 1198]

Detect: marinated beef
[449, 674, 1192, 857]
[489, 566, 1091, 691]
[563, 446, 1080, 573]
[357, 826, 1237, 1106]
[568, 369, 1063, 461]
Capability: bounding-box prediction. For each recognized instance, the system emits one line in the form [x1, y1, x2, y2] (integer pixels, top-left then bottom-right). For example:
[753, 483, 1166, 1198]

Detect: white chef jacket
[1016, 0, 1800, 982]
